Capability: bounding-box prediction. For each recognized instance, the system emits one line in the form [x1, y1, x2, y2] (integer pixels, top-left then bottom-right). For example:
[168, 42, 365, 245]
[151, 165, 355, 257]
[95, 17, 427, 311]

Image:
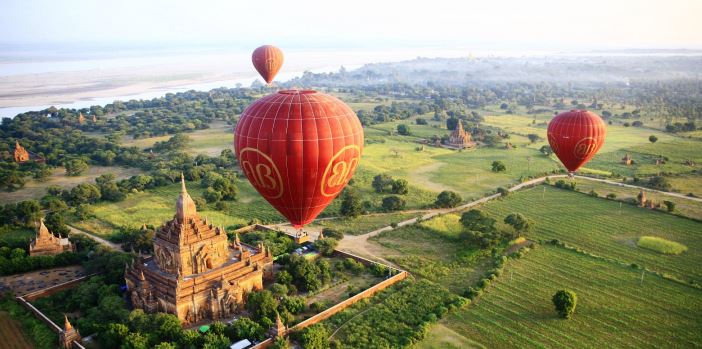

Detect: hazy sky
[1, 0, 701, 50]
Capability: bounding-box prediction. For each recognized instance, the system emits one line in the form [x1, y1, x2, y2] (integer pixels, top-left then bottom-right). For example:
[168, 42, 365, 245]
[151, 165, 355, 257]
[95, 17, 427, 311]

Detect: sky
[0, 0, 701, 51]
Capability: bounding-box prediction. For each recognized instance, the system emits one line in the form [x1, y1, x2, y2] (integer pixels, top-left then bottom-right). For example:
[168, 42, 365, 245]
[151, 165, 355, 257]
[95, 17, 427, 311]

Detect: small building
[14, 140, 30, 163]
[29, 219, 75, 256]
[78, 112, 86, 125]
[59, 314, 81, 349]
[622, 153, 633, 165]
[447, 120, 476, 149]
[267, 313, 286, 338]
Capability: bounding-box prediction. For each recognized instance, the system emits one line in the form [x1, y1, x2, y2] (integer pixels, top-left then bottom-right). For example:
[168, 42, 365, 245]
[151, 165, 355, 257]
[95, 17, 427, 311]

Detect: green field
[80, 179, 283, 237]
[479, 186, 702, 284]
[570, 178, 702, 220]
[2, 165, 143, 203]
[435, 245, 702, 348]
[123, 120, 233, 156]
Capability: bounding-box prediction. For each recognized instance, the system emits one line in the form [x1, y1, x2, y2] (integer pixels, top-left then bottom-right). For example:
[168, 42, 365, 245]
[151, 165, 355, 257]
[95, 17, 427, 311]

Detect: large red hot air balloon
[547, 110, 607, 174]
[235, 90, 364, 228]
[252, 45, 284, 84]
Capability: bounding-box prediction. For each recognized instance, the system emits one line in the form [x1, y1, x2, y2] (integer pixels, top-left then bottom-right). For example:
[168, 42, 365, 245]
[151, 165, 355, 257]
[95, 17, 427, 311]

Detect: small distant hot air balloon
[252, 45, 284, 84]
[547, 110, 607, 175]
[235, 90, 364, 228]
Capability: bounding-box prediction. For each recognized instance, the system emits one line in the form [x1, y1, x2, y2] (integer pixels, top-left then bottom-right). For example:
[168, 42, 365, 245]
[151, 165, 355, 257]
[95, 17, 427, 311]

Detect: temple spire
[176, 174, 197, 222]
[38, 219, 50, 238]
[64, 314, 73, 331]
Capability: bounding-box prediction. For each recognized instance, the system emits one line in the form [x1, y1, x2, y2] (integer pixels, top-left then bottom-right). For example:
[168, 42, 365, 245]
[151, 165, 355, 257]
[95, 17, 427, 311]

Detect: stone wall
[250, 252, 408, 349]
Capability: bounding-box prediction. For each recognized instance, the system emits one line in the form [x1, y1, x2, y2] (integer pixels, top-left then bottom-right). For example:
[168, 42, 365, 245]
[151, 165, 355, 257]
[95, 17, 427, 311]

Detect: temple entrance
[206, 258, 212, 269]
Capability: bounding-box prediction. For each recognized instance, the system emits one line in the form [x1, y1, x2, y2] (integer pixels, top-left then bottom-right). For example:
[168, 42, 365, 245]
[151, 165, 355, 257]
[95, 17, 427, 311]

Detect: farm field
[432, 245, 702, 348]
[0, 311, 34, 349]
[569, 178, 702, 220]
[2, 165, 143, 203]
[479, 185, 702, 284]
[122, 120, 233, 156]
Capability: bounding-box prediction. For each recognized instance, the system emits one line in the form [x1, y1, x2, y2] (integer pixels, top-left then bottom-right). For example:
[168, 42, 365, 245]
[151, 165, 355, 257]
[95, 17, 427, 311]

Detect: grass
[1, 165, 143, 203]
[0, 226, 36, 249]
[370, 225, 489, 294]
[412, 323, 485, 349]
[433, 245, 702, 348]
[83, 180, 281, 238]
[570, 178, 702, 221]
[478, 185, 702, 284]
[122, 120, 233, 156]
[637, 236, 688, 255]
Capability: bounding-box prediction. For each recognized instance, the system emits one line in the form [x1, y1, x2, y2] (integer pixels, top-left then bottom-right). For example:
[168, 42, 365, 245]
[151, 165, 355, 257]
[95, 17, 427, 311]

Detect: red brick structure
[59, 315, 81, 349]
[125, 175, 273, 325]
[29, 219, 75, 256]
[448, 120, 475, 149]
[14, 140, 30, 163]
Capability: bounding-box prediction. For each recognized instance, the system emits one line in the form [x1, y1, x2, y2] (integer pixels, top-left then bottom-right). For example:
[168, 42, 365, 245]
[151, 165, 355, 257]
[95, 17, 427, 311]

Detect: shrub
[434, 191, 462, 208]
[552, 290, 577, 319]
[637, 236, 687, 255]
[491, 160, 506, 172]
[382, 195, 406, 211]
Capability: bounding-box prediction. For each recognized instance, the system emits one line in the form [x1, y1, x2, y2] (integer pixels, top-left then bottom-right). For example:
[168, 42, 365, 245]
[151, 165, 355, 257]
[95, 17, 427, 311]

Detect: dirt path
[68, 225, 123, 251]
[0, 311, 34, 349]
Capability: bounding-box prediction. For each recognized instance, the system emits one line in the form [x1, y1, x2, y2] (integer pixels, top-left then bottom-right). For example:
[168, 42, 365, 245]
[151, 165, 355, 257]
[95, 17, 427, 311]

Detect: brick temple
[448, 120, 476, 149]
[29, 219, 75, 256]
[14, 140, 29, 163]
[125, 175, 273, 325]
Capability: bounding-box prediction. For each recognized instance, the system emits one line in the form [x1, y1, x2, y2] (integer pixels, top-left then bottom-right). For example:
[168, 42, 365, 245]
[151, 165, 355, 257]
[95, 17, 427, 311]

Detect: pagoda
[125, 175, 273, 325]
[622, 153, 633, 165]
[447, 120, 475, 149]
[14, 140, 30, 163]
[78, 112, 86, 124]
[29, 219, 75, 256]
[59, 315, 81, 349]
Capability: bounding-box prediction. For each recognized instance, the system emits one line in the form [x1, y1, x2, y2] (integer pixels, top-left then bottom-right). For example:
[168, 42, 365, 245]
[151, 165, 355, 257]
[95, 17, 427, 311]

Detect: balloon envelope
[235, 90, 364, 228]
[252, 45, 284, 84]
[547, 110, 606, 173]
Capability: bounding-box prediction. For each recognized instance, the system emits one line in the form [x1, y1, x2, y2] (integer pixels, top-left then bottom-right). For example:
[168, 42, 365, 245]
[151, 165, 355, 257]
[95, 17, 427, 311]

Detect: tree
[460, 209, 496, 233]
[246, 290, 279, 323]
[491, 160, 506, 172]
[33, 165, 53, 182]
[435, 191, 462, 208]
[204, 187, 223, 203]
[391, 179, 409, 195]
[75, 204, 95, 221]
[122, 332, 149, 349]
[648, 176, 672, 191]
[296, 324, 329, 349]
[64, 159, 88, 176]
[280, 296, 306, 315]
[664, 200, 676, 212]
[552, 290, 577, 319]
[539, 145, 553, 156]
[372, 174, 393, 193]
[101, 323, 129, 348]
[226, 317, 265, 341]
[648, 135, 658, 143]
[154, 343, 177, 349]
[504, 213, 533, 236]
[314, 238, 339, 256]
[382, 195, 406, 211]
[339, 189, 362, 218]
[500, 103, 509, 109]
[527, 134, 540, 143]
[270, 337, 291, 349]
[446, 117, 459, 131]
[44, 212, 70, 236]
[396, 124, 411, 136]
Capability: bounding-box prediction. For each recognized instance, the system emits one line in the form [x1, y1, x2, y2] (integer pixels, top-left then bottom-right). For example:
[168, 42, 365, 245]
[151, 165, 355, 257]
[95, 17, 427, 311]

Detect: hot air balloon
[547, 110, 607, 175]
[252, 45, 284, 84]
[235, 90, 364, 228]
